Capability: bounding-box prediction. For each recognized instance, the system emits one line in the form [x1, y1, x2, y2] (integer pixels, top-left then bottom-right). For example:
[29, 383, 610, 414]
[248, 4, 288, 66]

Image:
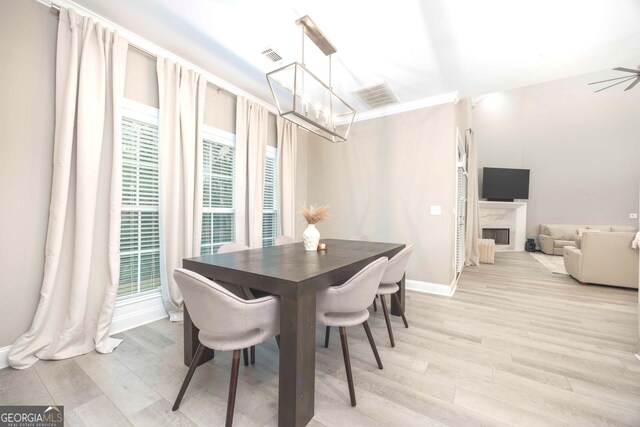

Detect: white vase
[303, 224, 320, 251]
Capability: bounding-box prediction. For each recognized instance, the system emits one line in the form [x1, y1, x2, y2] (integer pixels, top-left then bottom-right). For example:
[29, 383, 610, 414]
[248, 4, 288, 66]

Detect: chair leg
[324, 326, 331, 348]
[275, 335, 280, 350]
[339, 327, 356, 407]
[250, 346, 255, 365]
[173, 342, 205, 411]
[380, 294, 395, 347]
[391, 293, 409, 328]
[373, 297, 377, 312]
[362, 321, 383, 370]
[226, 350, 241, 427]
[243, 348, 249, 367]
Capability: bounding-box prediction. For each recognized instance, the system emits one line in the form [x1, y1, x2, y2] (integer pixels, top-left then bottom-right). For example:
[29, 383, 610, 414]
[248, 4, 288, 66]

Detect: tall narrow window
[262, 146, 278, 247]
[119, 100, 161, 299]
[201, 126, 235, 255]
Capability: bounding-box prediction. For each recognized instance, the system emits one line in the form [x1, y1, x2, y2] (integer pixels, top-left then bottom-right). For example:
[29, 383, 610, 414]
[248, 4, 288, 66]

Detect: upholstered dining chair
[375, 245, 413, 347]
[274, 235, 296, 245]
[172, 268, 280, 427]
[216, 242, 257, 365]
[318, 257, 388, 407]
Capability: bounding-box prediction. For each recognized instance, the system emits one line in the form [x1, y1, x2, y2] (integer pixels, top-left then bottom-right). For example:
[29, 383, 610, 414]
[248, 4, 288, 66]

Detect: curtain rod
[47, 2, 251, 99]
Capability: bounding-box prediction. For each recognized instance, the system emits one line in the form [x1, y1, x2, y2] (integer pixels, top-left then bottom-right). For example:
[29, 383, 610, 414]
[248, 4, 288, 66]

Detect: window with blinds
[201, 127, 235, 255]
[119, 100, 161, 299]
[262, 147, 278, 247]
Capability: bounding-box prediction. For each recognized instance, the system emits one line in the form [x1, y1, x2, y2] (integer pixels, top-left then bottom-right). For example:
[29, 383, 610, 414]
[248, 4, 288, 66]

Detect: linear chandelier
[266, 16, 356, 143]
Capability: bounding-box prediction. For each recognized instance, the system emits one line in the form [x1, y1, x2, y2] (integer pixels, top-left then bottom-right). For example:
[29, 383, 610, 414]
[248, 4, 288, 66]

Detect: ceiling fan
[589, 66, 640, 93]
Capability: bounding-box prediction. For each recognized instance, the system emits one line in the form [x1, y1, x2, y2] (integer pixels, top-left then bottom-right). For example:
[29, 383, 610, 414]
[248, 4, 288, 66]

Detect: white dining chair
[217, 242, 250, 253]
[376, 245, 413, 347]
[318, 257, 388, 407]
[172, 268, 280, 427]
[274, 235, 296, 245]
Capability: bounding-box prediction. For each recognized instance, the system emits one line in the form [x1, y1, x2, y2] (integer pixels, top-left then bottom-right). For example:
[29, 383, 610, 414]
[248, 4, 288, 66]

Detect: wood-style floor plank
[0, 252, 638, 426]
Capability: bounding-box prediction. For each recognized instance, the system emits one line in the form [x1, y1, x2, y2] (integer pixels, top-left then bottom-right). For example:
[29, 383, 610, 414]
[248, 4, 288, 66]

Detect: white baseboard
[406, 278, 457, 297]
[0, 345, 10, 369]
[109, 293, 168, 335]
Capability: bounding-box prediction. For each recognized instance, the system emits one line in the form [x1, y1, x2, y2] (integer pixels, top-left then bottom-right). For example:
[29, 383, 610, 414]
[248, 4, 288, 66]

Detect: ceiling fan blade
[588, 75, 635, 85]
[594, 76, 636, 93]
[613, 67, 639, 73]
[624, 77, 640, 91]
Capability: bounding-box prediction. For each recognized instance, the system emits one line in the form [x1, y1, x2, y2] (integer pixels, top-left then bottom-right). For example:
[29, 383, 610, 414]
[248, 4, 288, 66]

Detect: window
[201, 126, 235, 255]
[262, 146, 278, 247]
[119, 100, 161, 299]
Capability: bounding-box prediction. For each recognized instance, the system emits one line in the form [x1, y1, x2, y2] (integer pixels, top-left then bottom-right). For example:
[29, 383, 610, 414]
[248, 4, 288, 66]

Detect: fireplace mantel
[478, 201, 527, 252]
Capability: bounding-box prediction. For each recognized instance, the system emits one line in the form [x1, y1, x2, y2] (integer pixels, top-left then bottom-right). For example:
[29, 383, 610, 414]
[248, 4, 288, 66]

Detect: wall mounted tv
[482, 167, 530, 202]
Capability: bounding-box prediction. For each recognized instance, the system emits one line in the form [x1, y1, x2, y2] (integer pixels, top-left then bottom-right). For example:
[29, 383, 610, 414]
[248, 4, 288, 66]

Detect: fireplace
[482, 228, 510, 245]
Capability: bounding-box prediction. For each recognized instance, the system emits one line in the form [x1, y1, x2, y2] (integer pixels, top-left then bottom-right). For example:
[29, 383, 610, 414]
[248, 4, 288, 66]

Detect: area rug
[530, 252, 569, 275]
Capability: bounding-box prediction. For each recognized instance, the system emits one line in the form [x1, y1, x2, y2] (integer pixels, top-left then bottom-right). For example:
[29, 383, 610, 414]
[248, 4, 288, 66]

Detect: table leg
[183, 305, 215, 367]
[278, 287, 316, 426]
[390, 273, 406, 317]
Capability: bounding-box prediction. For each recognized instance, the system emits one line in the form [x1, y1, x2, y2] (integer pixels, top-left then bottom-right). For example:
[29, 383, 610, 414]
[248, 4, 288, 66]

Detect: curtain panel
[235, 97, 269, 248]
[157, 59, 207, 321]
[9, 8, 128, 369]
[276, 116, 298, 238]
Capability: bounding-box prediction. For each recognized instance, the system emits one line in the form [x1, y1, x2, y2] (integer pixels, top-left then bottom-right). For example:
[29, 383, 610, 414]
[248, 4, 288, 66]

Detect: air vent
[352, 82, 399, 108]
[261, 48, 283, 63]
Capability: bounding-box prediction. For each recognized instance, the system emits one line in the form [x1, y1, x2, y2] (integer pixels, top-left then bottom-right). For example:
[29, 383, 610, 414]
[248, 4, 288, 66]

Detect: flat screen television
[482, 167, 530, 201]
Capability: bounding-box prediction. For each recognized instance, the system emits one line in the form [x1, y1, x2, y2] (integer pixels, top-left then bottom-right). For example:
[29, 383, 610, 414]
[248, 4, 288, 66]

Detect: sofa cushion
[611, 226, 638, 232]
[573, 235, 582, 248]
[545, 225, 578, 240]
[553, 239, 576, 248]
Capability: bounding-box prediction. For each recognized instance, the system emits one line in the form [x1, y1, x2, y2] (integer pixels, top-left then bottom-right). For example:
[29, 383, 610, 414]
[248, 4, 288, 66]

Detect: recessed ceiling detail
[352, 83, 399, 109]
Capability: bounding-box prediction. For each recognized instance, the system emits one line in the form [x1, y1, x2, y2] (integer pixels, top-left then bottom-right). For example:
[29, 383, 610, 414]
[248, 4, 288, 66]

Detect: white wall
[474, 70, 640, 239]
[305, 104, 459, 285]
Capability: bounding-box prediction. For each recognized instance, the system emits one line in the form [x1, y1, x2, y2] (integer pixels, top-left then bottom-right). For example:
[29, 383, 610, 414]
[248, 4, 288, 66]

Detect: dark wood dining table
[182, 238, 406, 426]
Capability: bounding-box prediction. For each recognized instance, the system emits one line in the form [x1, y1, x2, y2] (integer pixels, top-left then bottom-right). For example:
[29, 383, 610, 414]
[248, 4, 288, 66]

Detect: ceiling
[70, 0, 640, 112]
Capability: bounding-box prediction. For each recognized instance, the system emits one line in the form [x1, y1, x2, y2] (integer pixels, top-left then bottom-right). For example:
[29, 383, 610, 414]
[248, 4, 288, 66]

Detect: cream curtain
[465, 129, 480, 266]
[9, 8, 128, 369]
[157, 59, 206, 321]
[276, 117, 298, 238]
[235, 97, 269, 248]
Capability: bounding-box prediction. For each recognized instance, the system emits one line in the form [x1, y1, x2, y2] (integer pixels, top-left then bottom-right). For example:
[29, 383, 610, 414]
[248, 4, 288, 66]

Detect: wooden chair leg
[380, 294, 395, 347]
[250, 346, 255, 365]
[275, 335, 280, 349]
[362, 321, 383, 370]
[226, 350, 241, 427]
[339, 327, 356, 407]
[324, 326, 331, 348]
[173, 342, 205, 411]
[243, 348, 249, 367]
[373, 297, 377, 312]
[391, 293, 409, 328]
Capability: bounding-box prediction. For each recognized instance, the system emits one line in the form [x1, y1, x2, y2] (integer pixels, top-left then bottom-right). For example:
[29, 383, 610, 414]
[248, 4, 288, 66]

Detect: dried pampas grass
[299, 204, 331, 224]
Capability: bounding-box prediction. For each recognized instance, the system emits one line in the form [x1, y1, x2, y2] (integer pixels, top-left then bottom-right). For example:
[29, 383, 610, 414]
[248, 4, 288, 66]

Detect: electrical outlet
[630, 213, 638, 219]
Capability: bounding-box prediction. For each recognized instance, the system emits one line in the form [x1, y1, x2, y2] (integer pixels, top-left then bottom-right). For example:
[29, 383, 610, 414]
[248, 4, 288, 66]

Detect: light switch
[430, 205, 442, 216]
[630, 213, 638, 219]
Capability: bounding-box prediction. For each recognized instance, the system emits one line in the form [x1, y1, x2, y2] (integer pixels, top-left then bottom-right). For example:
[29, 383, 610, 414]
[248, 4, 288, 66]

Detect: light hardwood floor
[1, 252, 639, 426]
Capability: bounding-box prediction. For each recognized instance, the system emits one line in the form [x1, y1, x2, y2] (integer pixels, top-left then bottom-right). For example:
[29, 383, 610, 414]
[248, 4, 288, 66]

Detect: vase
[303, 224, 320, 251]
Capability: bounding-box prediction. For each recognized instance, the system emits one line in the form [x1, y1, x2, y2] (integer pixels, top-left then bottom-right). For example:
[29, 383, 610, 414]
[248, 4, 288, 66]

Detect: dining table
[182, 238, 406, 426]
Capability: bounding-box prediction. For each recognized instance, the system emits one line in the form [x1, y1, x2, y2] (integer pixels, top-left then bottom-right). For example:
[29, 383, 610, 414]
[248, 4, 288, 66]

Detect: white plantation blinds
[201, 127, 236, 255]
[119, 101, 161, 299]
[262, 147, 278, 247]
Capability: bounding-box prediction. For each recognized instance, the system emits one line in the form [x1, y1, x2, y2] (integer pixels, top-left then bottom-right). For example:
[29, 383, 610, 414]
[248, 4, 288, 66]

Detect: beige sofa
[563, 231, 638, 289]
[538, 224, 636, 255]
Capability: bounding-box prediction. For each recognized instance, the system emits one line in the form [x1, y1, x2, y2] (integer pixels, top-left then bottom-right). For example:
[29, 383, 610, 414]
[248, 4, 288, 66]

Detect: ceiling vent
[261, 47, 283, 63]
[352, 82, 399, 108]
